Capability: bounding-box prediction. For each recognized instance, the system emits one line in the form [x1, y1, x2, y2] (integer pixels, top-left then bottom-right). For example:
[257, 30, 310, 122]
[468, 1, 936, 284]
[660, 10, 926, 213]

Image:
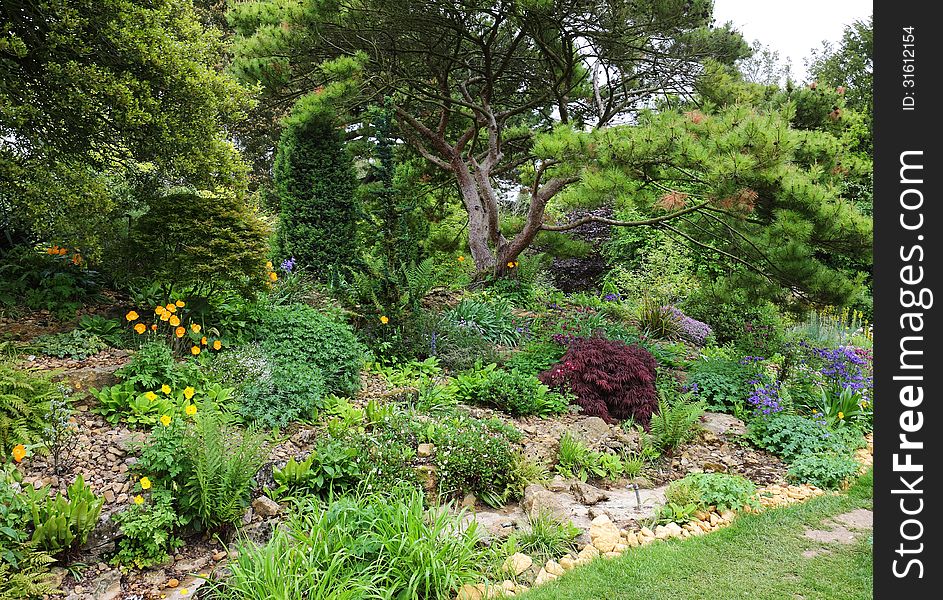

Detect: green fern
[650, 391, 705, 455]
[0, 543, 55, 599]
[0, 363, 56, 456]
[403, 257, 435, 309]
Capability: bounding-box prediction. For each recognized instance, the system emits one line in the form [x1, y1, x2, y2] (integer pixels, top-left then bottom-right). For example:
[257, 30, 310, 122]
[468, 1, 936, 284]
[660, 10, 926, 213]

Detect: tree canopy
[0, 0, 255, 249]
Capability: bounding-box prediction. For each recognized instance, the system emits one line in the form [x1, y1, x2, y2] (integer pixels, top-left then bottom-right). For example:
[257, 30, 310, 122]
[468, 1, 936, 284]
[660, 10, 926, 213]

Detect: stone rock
[417, 443, 435, 458]
[251, 496, 281, 517]
[545, 560, 565, 577]
[664, 522, 684, 538]
[213, 550, 228, 561]
[455, 584, 484, 600]
[461, 493, 477, 509]
[547, 475, 569, 492]
[700, 413, 747, 437]
[591, 528, 620, 553]
[571, 481, 608, 506]
[92, 569, 122, 600]
[577, 544, 600, 562]
[46, 566, 67, 590]
[559, 556, 576, 571]
[522, 485, 569, 521]
[415, 465, 437, 494]
[702, 461, 727, 473]
[174, 556, 210, 574]
[533, 568, 556, 586]
[167, 578, 180, 588]
[103, 490, 116, 503]
[503, 553, 533, 576]
[566, 417, 611, 450]
[653, 525, 668, 540]
[140, 569, 166, 587]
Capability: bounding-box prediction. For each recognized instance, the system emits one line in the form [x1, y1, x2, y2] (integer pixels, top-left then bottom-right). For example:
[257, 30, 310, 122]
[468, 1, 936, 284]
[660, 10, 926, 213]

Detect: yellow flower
[269, 271, 278, 282]
[175, 326, 186, 338]
[145, 391, 158, 401]
[185, 404, 197, 416]
[838, 412, 845, 420]
[190, 323, 201, 333]
[201, 336, 207, 345]
[126, 310, 139, 321]
[266, 261, 273, 270]
[507, 261, 514, 268]
[160, 312, 170, 322]
[140, 477, 151, 490]
[191, 346, 201, 356]
[166, 304, 177, 314]
[212, 340, 222, 351]
[12, 444, 26, 463]
[169, 315, 181, 327]
[380, 315, 389, 325]
[159, 414, 171, 426]
[134, 323, 147, 335]
[183, 386, 195, 400]
[175, 300, 185, 308]
[457, 255, 465, 262]
[134, 495, 144, 505]
[161, 384, 171, 395]
[179, 589, 189, 597]
[155, 306, 165, 315]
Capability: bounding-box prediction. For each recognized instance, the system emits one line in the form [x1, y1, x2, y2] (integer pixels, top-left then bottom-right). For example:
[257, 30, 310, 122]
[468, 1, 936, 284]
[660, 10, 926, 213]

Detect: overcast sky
[712, 1, 873, 82]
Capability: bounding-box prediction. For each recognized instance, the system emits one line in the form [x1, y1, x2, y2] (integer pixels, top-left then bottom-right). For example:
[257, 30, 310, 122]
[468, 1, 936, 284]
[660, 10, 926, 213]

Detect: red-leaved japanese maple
[539, 337, 658, 427]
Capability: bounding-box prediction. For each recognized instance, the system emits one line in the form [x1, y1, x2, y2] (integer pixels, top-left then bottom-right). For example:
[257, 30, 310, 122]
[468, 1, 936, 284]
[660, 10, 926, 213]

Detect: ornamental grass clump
[539, 337, 658, 426]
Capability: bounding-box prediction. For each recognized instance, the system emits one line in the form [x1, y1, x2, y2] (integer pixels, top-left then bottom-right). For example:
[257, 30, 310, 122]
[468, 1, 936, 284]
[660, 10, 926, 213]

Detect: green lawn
[520, 472, 873, 600]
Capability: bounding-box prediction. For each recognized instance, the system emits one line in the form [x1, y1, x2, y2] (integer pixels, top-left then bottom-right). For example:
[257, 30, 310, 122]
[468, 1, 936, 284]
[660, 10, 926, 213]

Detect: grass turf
[519, 471, 873, 600]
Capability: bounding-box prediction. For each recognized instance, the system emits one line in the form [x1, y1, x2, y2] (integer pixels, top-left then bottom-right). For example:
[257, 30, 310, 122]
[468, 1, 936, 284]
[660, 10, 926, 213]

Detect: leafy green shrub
[29, 329, 108, 360]
[110, 489, 182, 568]
[257, 304, 362, 395]
[23, 475, 103, 555]
[135, 407, 266, 530]
[787, 453, 859, 489]
[372, 356, 442, 387]
[656, 502, 699, 525]
[446, 298, 523, 346]
[685, 349, 757, 413]
[92, 380, 233, 427]
[452, 365, 569, 417]
[128, 190, 269, 296]
[0, 465, 31, 568]
[425, 314, 500, 372]
[507, 510, 580, 561]
[433, 417, 518, 506]
[216, 486, 485, 600]
[0, 246, 101, 317]
[649, 391, 705, 454]
[271, 439, 362, 499]
[77, 314, 127, 347]
[686, 473, 757, 511]
[274, 112, 358, 276]
[0, 364, 55, 456]
[747, 413, 858, 463]
[555, 433, 624, 482]
[664, 477, 702, 507]
[504, 341, 566, 376]
[114, 341, 203, 392]
[683, 291, 785, 356]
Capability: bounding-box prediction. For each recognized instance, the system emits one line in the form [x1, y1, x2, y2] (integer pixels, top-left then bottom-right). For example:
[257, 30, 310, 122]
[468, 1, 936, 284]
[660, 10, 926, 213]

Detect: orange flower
[191, 346, 201, 356]
[268, 272, 278, 282]
[160, 312, 170, 322]
[175, 300, 185, 308]
[175, 326, 186, 338]
[212, 340, 222, 351]
[507, 261, 515, 268]
[190, 323, 201, 333]
[126, 310, 139, 321]
[12, 444, 26, 463]
[457, 255, 465, 262]
[165, 304, 177, 314]
[58, 247, 68, 256]
[46, 246, 58, 255]
[134, 323, 147, 335]
[201, 336, 207, 345]
[169, 316, 181, 327]
[150, 324, 158, 331]
[155, 306, 165, 315]
[71, 254, 82, 265]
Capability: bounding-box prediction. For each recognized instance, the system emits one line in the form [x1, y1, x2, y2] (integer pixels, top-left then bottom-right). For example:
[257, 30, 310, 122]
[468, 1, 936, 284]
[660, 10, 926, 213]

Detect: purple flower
[280, 257, 296, 273]
[662, 306, 712, 346]
[603, 293, 621, 302]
